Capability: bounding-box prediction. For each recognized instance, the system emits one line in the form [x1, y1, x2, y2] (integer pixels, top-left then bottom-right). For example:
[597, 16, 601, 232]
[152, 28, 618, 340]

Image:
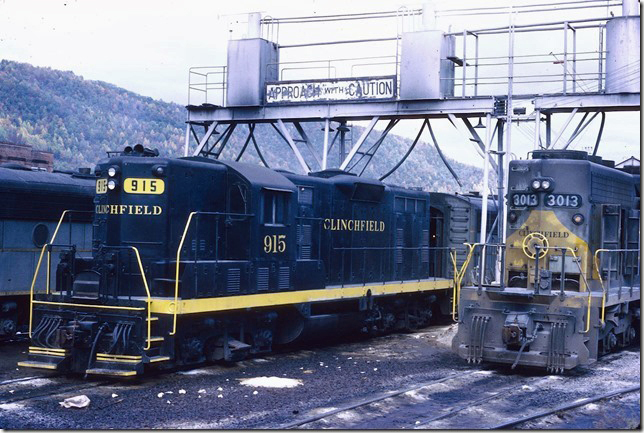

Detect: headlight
[508, 211, 518, 223]
[572, 213, 584, 225]
[107, 179, 118, 190]
[541, 179, 551, 190]
[108, 166, 119, 177]
[531, 180, 541, 190]
[153, 165, 165, 177]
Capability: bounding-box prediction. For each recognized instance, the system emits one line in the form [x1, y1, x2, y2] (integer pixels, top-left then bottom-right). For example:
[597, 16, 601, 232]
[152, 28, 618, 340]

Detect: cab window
[263, 190, 290, 225]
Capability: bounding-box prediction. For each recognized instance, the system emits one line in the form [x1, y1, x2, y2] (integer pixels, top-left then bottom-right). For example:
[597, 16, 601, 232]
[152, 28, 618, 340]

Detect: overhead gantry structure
[184, 0, 640, 270]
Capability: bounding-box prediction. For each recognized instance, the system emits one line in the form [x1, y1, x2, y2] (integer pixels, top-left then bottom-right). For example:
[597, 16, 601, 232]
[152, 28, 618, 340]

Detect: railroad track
[490, 385, 640, 429]
[0, 374, 116, 406]
[278, 369, 482, 429]
[278, 349, 640, 429]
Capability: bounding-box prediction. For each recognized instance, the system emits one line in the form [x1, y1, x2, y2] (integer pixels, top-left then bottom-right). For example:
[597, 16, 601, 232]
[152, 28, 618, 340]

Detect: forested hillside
[0, 60, 488, 193]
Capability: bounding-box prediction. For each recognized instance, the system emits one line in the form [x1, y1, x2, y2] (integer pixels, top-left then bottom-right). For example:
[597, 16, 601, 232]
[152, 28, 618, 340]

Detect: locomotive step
[96, 353, 142, 364]
[146, 316, 159, 321]
[17, 360, 59, 370]
[148, 355, 171, 363]
[147, 336, 165, 343]
[85, 368, 138, 377]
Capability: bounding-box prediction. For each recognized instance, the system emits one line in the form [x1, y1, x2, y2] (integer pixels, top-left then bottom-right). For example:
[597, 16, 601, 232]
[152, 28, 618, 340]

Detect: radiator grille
[227, 268, 241, 293]
[257, 267, 269, 291]
[298, 224, 312, 259]
[191, 239, 206, 252]
[395, 228, 403, 264]
[278, 266, 290, 290]
[422, 229, 430, 263]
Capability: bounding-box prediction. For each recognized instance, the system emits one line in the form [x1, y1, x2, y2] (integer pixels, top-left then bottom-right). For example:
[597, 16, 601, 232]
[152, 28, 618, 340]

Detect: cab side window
[263, 190, 290, 225]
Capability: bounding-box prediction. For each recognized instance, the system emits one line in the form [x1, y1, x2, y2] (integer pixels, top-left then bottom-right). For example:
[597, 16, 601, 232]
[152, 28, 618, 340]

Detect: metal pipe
[563, 22, 568, 94]
[379, 119, 427, 181]
[572, 25, 577, 92]
[480, 114, 491, 280]
[322, 119, 330, 170]
[474, 34, 480, 96]
[563, 112, 600, 149]
[592, 111, 606, 156]
[445, 16, 614, 36]
[533, 110, 541, 149]
[427, 120, 463, 187]
[462, 30, 468, 97]
[280, 37, 397, 49]
[598, 24, 604, 92]
[497, 120, 505, 289]
[438, 0, 618, 14]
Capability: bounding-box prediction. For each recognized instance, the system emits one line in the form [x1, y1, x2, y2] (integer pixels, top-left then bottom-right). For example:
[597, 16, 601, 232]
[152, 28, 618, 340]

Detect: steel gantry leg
[563, 112, 601, 149]
[275, 120, 311, 173]
[293, 122, 322, 169]
[193, 121, 220, 156]
[448, 114, 498, 172]
[235, 124, 256, 161]
[322, 119, 330, 170]
[348, 119, 399, 175]
[550, 107, 578, 148]
[339, 117, 379, 171]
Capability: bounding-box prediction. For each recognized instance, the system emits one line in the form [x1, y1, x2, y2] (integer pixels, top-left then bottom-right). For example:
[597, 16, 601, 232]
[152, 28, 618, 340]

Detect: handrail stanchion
[559, 248, 566, 297]
[129, 246, 152, 350]
[28, 245, 48, 336]
[172, 212, 197, 336]
[592, 248, 639, 328]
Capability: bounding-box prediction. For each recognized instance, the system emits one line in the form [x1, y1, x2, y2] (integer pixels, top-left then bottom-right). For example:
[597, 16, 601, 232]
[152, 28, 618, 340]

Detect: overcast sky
[0, 0, 639, 167]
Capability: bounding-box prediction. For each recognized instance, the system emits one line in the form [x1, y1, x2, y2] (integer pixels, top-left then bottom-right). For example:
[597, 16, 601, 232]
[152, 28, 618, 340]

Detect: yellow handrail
[28, 245, 48, 336]
[171, 212, 198, 336]
[129, 246, 153, 350]
[46, 210, 70, 295]
[593, 248, 609, 326]
[29, 210, 71, 335]
[450, 250, 458, 321]
[593, 248, 640, 327]
[451, 243, 480, 321]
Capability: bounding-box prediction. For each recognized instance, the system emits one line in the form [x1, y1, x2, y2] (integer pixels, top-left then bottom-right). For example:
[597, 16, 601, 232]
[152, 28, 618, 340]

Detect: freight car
[0, 164, 95, 339]
[452, 150, 640, 371]
[19, 145, 495, 376]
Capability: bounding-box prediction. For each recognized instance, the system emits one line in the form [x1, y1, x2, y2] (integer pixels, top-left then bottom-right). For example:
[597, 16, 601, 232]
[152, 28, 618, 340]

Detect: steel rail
[414, 375, 547, 428]
[490, 384, 640, 429]
[279, 370, 478, 429]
